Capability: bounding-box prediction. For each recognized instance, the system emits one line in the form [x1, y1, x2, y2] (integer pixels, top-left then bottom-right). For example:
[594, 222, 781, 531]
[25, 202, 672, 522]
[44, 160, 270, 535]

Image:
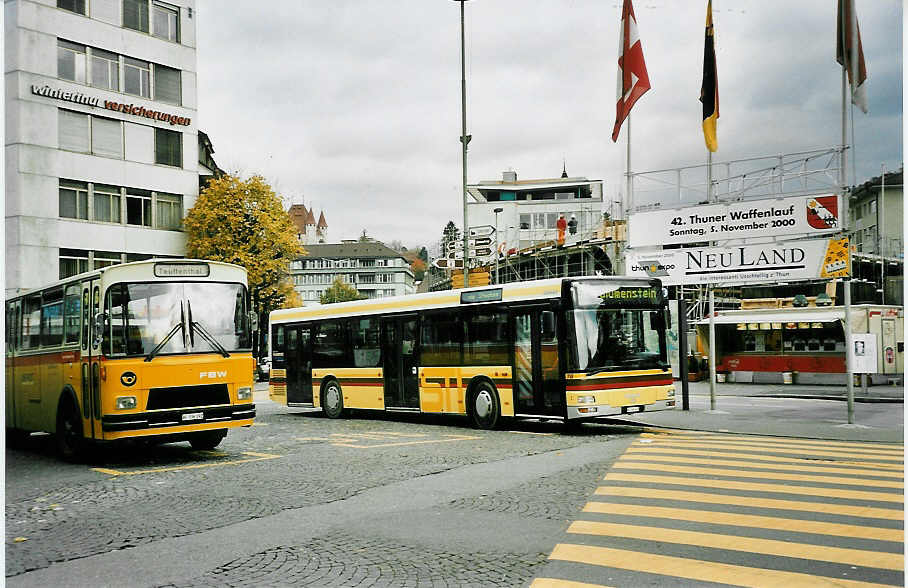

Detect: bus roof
[6, 259, 248, 301]
[270, 275, 660, 324]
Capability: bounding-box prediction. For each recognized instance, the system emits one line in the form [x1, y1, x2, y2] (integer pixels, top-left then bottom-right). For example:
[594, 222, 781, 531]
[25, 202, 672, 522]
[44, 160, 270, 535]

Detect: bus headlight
[238, 386, 252, 401]
[667, 387, 676, 398]
[577, 395, 596, 404]
[116, 396, 137, 410]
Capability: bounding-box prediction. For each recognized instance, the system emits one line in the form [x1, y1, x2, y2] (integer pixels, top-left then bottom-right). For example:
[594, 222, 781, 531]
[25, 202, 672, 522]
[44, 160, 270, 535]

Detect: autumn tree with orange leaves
[184, 174, 303, 356]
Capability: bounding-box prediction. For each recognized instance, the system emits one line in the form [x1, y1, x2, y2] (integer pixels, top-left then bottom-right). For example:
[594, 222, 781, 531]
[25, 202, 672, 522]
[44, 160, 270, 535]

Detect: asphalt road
[5, 386, 904, 587]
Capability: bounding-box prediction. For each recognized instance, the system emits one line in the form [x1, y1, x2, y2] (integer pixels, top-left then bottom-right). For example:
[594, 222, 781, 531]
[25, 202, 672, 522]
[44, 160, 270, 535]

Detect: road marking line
[548, 543, 894, 588]
[596, 486, 904, 520]
[604, 472, 903, 503]
[568, 520, 904, 571]
[530, 579, 613, 588]
[508, 431, 555, 436]
[583, 501, 904, 542]
[625, 447, 904, 472]
[612, 461, 904, 488]
[332, 434, 481, 449]
[645, 439, 904, 460]
[91, 451, 281, 476]
[617, 454, 904, 479]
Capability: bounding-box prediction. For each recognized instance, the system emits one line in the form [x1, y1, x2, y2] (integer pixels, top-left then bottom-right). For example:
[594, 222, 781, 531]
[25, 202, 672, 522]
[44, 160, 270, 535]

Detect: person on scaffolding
[556, 214, 567, 246]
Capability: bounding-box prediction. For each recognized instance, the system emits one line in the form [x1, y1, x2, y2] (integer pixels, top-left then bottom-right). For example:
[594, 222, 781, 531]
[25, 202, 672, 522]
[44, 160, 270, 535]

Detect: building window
[58, 110, 90, 153]
[90, 48, 120, 91]
[58, 0, 87, 14]
[154, 128, 182, 167]
[59, 180, 89, 220]
[360, 259, 375, 267]
[519, 214, 531, 230]
[59, 248, 89, 279]
[152, 1, 180, 42]
[156, 193, 182, 230]
[94, 251, 123, 269]
[123, 0, 150, 33]
[126, 189, 152, 226]
[91, 117, 123, 158]
[124, 57, 151, 98]
[93, 184, 122, 223]
[153, 64, 181, 105]
[58, 40, 86, 83]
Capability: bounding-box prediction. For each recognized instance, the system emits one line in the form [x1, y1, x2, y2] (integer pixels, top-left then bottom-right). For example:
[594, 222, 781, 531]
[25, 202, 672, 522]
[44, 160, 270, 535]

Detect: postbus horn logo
[806, 196, 839, 229]
[120, 371, 137, 387]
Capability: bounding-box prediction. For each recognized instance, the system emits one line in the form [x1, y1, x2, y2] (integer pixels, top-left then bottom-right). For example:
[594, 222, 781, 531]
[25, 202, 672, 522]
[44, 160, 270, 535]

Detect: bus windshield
[569, 282, 666, 372]
[106, 282, 250, 356]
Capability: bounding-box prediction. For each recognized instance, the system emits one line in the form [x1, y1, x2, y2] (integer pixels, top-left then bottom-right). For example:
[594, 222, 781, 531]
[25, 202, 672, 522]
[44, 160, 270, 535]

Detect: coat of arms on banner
[806, 196, 839, 229]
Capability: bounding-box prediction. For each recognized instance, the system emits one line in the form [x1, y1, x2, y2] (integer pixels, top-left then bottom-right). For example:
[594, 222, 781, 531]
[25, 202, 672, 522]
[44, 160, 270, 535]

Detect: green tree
[441, 221, 460, 253]
[183, 174, 304, 356]
[418, 246, 428, 263]
[320, 277, 367, 304]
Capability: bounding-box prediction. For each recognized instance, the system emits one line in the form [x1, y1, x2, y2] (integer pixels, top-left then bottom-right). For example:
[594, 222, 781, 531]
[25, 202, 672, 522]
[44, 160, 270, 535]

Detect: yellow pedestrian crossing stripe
[626, 445, 905, 471]
[611, 461, 904, 488]
[567, 520, 903, 571]
[535, 431, 904, 587]
[596, 486, 904, 521]
[548, 544, 896, 588]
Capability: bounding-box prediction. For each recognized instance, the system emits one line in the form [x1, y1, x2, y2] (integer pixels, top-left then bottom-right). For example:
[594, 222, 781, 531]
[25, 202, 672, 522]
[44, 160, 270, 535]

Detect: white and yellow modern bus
[5, 259, 256, 459]
[269, 276, 675, 429]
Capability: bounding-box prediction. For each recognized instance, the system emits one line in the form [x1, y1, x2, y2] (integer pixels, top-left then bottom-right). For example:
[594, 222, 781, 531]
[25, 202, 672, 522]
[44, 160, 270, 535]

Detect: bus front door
[382, 316, 419, 409]
[81, 280, 101, 440]
[513, 308, 561, 417]
[286, 326, 313, 405]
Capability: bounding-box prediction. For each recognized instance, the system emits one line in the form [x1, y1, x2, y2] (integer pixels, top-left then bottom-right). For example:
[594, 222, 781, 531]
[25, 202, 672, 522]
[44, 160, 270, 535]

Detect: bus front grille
[147, 384, 230, 410]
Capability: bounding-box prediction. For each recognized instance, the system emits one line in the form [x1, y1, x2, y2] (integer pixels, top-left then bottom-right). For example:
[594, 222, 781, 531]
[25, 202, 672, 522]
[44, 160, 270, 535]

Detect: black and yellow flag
[700, 0, 719, 152]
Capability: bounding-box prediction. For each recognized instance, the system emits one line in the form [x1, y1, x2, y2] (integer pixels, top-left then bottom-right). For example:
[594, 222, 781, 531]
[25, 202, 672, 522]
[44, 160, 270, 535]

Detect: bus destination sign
[154, 262, 211, 278]
[597, 287, 662, 306]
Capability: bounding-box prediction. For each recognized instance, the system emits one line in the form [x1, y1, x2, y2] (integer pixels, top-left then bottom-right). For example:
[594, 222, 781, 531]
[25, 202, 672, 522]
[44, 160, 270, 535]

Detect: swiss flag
[612, 0, 651, 142]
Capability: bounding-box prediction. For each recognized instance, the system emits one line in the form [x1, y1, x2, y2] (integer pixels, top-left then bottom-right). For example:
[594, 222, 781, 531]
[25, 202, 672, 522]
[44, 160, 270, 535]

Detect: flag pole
[839, 0, 854, 423]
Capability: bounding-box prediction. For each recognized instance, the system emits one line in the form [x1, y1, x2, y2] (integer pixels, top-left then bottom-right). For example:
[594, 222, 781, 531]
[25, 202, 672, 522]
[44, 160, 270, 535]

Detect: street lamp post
[454, 0, 472, 287]
[493, 207, 503, 284]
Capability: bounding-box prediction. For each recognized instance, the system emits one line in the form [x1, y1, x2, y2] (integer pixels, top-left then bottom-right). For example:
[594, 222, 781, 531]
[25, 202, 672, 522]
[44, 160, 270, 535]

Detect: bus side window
[22, 294, 42, 350]
[41, 288, 65, 347]
[63, 284, 81, 345]
[272, 325, 284, 354]
[81, 289, 90, 351]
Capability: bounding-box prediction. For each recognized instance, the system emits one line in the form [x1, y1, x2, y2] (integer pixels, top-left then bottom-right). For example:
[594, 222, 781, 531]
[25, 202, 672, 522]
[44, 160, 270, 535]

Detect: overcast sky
[196, 0, 902, 249]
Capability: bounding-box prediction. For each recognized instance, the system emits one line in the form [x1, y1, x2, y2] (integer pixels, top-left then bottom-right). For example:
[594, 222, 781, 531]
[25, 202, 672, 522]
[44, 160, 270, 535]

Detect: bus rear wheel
[55, 398, 84, 461]
[322, 380, 346, 419]
[470, 382, 500, 430]
[189, 429, 227, 450]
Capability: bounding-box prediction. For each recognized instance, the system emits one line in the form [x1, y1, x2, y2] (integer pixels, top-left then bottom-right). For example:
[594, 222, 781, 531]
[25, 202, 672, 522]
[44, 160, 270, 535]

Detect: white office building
[466, 169, 605, 255]
[5, 0, 199, 296]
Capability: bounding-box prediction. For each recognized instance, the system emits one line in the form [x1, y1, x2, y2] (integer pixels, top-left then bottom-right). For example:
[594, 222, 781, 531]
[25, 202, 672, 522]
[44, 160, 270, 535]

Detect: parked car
[256, 357, 271, 381]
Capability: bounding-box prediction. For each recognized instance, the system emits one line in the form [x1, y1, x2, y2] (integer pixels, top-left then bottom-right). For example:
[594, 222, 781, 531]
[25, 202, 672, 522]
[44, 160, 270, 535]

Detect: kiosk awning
[695, 310, 845, 325]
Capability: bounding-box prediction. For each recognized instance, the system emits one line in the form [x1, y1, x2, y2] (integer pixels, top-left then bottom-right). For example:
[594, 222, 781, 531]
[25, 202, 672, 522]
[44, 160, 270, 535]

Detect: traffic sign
[432, 257, 463, 269]
[471, 247, 493, 257]
[471, 236, 493, 247]
[468, 225, 496, 238]
[448, 236, 494, 251]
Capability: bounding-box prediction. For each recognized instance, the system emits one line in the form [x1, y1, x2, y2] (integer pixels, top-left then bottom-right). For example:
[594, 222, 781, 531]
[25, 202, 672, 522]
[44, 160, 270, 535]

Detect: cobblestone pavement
[6, 397, 637, 583]
[162, 532, 549, 588]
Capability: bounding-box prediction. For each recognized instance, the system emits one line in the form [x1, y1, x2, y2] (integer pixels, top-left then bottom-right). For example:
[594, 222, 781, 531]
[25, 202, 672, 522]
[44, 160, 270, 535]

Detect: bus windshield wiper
[144, 302, 186, 362]
[187, 300, 230, 358]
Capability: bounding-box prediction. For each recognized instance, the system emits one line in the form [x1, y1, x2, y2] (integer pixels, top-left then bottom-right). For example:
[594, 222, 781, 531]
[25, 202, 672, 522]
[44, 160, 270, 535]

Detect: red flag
[836, 0, 868, 113]
[612, 0, 651, 142]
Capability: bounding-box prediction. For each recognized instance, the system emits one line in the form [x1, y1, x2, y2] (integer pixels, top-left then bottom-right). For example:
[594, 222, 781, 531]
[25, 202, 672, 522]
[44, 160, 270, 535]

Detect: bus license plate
[182, 412, 204, 422]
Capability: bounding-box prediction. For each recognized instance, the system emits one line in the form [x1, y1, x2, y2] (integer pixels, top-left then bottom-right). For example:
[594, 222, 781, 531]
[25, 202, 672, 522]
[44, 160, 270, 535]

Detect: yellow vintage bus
[5, 259, 256, 459]
[269, 276, 675, 429]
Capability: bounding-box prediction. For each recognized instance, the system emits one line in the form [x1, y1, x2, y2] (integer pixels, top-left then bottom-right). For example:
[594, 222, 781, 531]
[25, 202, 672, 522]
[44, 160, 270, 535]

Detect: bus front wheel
[322, 380, 346, 419]
[189, 429, 227, 450]
[470, 382, 500, 430]
[55, 398, 84, 461]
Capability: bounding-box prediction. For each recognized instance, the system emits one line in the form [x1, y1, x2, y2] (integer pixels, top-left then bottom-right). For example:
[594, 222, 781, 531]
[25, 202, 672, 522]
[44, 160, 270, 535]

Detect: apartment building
[290, 242, 416, 305]
[5, 0, 199, 295]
